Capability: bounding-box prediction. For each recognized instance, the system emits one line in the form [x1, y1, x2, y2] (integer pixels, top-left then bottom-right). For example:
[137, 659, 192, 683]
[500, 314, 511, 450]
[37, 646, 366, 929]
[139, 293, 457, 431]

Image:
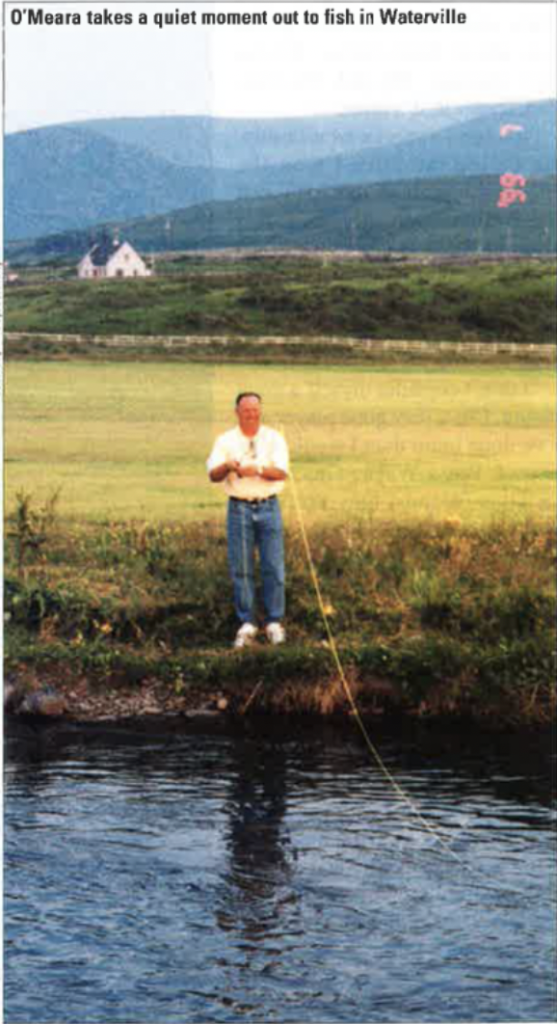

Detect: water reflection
[216, 738, 298, 960]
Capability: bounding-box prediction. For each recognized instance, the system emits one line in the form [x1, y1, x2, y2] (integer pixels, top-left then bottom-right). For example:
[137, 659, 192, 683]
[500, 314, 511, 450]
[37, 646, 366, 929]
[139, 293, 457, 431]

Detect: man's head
[235, 392, 262, 437]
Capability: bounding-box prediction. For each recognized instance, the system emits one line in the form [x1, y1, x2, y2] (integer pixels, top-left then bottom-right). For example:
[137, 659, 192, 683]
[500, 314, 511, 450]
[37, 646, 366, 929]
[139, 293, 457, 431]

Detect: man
[207, 392, 289, 648]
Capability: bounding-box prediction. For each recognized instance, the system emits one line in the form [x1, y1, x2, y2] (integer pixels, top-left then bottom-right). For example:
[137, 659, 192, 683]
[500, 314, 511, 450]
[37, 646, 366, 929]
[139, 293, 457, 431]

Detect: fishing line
[285, 453, 460, 861]
[280, 426, 528, 897]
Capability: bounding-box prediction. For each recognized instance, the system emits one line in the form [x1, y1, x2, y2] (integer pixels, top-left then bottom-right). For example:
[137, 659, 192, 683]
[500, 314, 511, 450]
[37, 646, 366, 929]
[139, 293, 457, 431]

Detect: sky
[3, 1, 556, 133]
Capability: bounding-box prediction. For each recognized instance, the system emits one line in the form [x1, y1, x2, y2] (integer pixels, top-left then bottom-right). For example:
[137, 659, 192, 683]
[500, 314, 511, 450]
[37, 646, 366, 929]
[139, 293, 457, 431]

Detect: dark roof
[88, 238, 123, 267]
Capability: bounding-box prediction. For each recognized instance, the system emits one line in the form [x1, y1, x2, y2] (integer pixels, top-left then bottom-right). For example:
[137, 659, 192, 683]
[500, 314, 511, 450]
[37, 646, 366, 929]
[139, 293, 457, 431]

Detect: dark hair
[235, 392, 262, 407]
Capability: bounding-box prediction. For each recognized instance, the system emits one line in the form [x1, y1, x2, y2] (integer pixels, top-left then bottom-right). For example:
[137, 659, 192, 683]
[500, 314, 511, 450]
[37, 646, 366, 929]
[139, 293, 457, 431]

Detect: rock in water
[19, 687, 67, 718]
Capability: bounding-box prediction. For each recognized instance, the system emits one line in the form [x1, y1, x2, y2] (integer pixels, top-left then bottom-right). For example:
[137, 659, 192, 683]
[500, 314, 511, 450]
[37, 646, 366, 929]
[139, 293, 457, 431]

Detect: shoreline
[5, 650, 555, 732]
[6, 668, 555, 802]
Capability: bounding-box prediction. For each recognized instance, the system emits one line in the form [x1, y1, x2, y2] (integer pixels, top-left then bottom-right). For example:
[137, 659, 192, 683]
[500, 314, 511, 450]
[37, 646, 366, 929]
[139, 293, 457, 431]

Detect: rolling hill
[7, 173, 555, 263]
[4, 125, 227, 240]
[5, 100, 555, 242]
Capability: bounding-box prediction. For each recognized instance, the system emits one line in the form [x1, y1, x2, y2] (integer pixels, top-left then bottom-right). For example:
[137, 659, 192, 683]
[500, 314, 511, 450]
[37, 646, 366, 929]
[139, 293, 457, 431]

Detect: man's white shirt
[207, 425, 289, 500]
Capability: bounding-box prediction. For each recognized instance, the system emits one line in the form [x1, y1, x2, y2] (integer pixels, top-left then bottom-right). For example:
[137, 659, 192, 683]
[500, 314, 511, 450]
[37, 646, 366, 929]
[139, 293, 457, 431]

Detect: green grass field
[4, 361, 555, 526]
[5, 257, 557, 343]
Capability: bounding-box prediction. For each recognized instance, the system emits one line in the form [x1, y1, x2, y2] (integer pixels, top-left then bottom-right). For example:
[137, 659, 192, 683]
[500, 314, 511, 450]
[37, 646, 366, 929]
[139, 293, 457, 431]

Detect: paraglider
[497, 122, 527, 209]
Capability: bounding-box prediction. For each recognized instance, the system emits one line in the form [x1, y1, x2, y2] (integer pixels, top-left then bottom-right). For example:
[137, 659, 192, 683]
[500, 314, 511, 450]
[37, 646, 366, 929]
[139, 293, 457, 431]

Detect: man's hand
[236, 464, 259, 478]
[209, 459, 241, 482]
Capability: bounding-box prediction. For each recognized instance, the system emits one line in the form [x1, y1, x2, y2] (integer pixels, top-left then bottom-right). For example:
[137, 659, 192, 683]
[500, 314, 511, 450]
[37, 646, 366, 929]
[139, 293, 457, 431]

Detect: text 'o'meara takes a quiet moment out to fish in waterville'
[9, 6, 468, 27]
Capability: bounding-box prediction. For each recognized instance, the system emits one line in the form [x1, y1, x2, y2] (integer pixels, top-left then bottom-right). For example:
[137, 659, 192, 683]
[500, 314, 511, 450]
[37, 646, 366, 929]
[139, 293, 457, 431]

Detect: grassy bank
[4, 362, 555, 525]
[4, 517, 555, 726]
[5, 257, 556, 343]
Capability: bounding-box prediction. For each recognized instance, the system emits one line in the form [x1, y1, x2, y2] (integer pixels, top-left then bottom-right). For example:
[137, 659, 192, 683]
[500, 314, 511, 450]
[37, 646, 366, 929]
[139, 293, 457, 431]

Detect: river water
[4, 722, 556, 1024]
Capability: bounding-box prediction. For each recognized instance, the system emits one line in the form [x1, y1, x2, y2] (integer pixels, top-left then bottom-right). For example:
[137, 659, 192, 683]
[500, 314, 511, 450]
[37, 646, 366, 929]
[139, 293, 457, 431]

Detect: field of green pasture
[4, 361, 555, 526]
[5, 257, 556, 343]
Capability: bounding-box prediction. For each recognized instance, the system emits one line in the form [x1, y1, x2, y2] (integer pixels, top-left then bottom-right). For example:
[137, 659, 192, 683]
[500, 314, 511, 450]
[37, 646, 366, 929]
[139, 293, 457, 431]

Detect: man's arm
[209, 460, 240, 483]
[231, 464, 287, 480]
[259, 466, 288, 481]
[209, 461, 286, 482]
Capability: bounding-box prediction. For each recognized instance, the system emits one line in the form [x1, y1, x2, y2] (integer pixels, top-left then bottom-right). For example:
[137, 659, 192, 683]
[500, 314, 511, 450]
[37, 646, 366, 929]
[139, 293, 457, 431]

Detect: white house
[4, 262, 20, 284]
[77, 239, 152, 279]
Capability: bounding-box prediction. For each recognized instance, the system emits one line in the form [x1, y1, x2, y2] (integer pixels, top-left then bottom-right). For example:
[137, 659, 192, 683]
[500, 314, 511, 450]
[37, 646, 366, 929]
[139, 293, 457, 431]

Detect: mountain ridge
[5, 100, 555, 242]
[64, 102, 520, 168]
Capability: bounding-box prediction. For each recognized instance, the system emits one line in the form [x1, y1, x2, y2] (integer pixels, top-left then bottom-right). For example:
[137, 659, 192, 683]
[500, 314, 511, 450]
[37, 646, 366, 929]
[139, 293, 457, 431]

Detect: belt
[230, 495, 277, 505]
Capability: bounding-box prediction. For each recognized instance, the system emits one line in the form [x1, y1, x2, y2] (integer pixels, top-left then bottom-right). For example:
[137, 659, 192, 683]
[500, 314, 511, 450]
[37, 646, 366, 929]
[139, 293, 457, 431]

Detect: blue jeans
[226, 497, 285, 625]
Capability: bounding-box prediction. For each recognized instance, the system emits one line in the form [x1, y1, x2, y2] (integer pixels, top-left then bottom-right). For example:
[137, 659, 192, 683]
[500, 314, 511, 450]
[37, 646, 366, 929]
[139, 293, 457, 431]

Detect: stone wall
[5, 331, 555, 360]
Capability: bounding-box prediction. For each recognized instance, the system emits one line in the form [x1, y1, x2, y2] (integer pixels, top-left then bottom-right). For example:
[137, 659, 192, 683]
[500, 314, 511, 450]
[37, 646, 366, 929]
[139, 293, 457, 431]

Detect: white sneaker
[234, 623, 258, 649]
[265, 622, 286, 645]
